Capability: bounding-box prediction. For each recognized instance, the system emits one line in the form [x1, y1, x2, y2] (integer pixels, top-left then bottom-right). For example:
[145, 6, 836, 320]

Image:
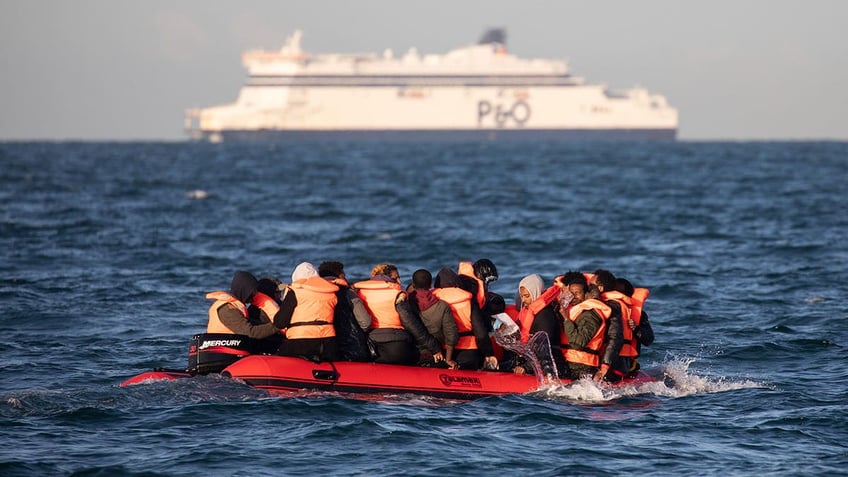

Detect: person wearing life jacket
[317, 260, 373, 362]
[274, 262, 341, 362]
[557, 273, 611, 379]
[616, 277, 654, 374]
[591, 269, 628, 382]
[511, 274, 569, 378]
[206, 271, 282, 339]
[246, 276, 286, 353]
[433, 268, 497, 371]
[457, 258, 505, 317]
[354, 263, 443, 365]
[409, 269, 459, 369]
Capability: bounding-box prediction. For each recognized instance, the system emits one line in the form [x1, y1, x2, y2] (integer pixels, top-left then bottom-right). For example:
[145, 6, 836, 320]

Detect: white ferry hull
[204, 128, 676, 143]
[186, 30, 678, 142]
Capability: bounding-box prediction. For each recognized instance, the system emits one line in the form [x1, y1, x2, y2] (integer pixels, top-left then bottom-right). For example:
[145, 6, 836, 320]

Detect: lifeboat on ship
[122, 333, 654, 400]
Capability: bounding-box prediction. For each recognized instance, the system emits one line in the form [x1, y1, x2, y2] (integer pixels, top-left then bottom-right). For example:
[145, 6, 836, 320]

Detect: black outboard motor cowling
[187, 333, 277, 374]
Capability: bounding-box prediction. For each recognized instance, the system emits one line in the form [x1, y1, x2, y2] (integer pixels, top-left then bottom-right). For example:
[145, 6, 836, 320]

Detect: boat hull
[120, 355, 656, 401]
[197, 128, 677, 143]
[222, 355, 543, 400]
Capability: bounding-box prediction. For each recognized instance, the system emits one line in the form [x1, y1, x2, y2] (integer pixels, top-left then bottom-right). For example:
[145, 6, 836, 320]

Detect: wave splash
[531, 354, 768, 403]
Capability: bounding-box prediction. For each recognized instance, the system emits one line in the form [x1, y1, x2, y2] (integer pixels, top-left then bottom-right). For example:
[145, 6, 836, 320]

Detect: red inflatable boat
[121, 334, 654, 400]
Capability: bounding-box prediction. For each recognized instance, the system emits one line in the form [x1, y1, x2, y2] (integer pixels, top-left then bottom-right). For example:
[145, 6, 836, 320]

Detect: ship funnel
[478, 28, 507, 45]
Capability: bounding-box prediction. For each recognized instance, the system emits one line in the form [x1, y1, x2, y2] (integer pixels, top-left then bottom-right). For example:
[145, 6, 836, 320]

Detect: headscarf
[291, 262, 318, 282]
[516, 274, 544, 311]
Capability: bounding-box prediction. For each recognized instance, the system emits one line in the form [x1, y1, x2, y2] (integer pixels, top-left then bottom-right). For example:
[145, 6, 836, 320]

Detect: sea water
[1, 140, 846, 476]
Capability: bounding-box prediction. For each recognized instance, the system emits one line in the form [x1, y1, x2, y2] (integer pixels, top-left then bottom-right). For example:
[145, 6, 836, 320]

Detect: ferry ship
[185, 29, 678, 142]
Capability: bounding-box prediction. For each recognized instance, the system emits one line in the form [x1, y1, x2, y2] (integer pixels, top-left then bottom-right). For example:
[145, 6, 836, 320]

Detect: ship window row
[245, 75, 581, 88]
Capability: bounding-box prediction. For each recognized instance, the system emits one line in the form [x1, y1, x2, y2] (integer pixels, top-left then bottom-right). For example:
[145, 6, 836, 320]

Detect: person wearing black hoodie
[206, 271, 281, 339]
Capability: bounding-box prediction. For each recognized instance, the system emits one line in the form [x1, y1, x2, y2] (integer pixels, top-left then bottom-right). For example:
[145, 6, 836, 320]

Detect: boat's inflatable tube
[121, 369, 193, 386]
[222, 355, 542, 400]
[123, 355, 654, 399]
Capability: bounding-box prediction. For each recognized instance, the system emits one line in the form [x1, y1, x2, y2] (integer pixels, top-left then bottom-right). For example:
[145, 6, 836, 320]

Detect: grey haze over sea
[1, 140, 846, 476]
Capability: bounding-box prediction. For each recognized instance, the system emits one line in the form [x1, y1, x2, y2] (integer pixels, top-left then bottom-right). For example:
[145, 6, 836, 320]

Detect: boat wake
[527, 354, 769, 403]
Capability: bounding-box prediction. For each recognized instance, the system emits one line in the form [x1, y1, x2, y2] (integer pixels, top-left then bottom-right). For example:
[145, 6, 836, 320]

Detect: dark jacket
[602, 299, 625, 373]
[635, 310, 655, 351]
[523, 303, 569, 378]
[220, 271, 279, 339]
[435, 268, 494, 357]
[409, 289, 459, 349]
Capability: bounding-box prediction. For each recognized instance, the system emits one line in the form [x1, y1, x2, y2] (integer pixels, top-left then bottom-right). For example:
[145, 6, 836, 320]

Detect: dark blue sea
[2, 140, 846, 476]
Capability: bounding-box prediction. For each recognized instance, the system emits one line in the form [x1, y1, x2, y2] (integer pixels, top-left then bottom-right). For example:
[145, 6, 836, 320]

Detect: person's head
[517, 274, 544, 308]
[593, 269, 616, 293]
[587, 284, 602, 300]
[371, 263, 400, 285]
[230, 270, 259, 303]
[411, 269, 432, 290]
[567, 280, 588, 305]
[615, 277, 635, 297]
[559, 270, 587, 287]
[473, 258, 499, 285]
[257, 276, 282, 300]
[292, 262, 318, 282]
[434, 267, 461, 289]
[318, 261, 345, 279]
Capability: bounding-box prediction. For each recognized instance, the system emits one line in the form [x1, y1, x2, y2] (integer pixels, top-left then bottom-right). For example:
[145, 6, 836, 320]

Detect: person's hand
[483, 356, 499, 371]
[512, 366, 525, 375]
[593, 364, 609, 382]
[446, 360, 459, 370]
[432, 352, 445, 363]
[627, 318, 636, 330]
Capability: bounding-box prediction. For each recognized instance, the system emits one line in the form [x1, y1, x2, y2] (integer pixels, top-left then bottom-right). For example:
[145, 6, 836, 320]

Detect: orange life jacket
[432, 286, 476, 350]
[562, 298, 611, 367]
[355, 279, 404, 330]
[458, 261, 487, 309]
[286, 276, 339, 339]
[206, 291, 248, 334]
[601, 290, 636, 358]
[616, 287, 649, 358]
[517, 285, 561, 343]
[251, 292, 279, 322]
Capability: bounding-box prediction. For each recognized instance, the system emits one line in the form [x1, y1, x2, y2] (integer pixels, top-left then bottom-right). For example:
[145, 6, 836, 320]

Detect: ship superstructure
[185, 29, 677, 142]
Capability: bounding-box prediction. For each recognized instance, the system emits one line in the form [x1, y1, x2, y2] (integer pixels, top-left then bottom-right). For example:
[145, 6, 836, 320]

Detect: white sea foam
[532, 354, 767, 403]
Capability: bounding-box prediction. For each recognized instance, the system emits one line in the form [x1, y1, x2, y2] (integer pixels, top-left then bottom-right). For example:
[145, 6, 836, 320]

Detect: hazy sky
[2, 1, 846, 141]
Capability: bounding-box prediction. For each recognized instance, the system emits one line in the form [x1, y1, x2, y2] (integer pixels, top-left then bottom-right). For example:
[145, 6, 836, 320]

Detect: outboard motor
[187, 333, 275, 375]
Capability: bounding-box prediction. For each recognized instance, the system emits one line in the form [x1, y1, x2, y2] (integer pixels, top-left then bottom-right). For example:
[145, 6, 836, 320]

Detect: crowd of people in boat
[206, 259, 654, 382]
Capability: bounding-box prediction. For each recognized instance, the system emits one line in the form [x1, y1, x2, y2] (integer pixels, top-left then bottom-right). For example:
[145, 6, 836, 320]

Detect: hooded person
[206, 271, 282, 339]
[433, 268, 497, 371]
[512, 274, 569, 378]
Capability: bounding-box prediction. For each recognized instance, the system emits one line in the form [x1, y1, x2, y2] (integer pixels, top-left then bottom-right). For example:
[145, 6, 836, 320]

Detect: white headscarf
[516, 274, 545, 310]
[291, 262, 318, 282]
